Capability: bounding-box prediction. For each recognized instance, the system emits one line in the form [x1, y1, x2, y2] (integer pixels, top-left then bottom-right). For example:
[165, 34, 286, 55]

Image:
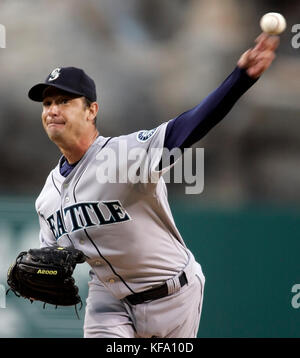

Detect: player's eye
[43, 101, 51, 107]
[61, 98, 70, 104]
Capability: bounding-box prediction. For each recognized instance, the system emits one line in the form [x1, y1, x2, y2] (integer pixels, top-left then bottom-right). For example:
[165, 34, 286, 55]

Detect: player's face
[41, 90, 94, 144]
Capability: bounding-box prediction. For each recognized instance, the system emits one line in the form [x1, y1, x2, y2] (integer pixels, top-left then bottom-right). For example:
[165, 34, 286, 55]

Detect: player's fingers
[248, 49, 259, 62]
[237, 48, 268, 70]
[256, 53, 276, 68]
[253, 33, 269, 51]
[254, 34, 279, 53]
[237, 49, 252, 68]
[266, 36, 280, 51]
[246, 55, 276, 78]
[237, 37, 278, 74]
[255, 50, 276, 63]
[244, 47, 263, 67]
[255, 32, 269, 43]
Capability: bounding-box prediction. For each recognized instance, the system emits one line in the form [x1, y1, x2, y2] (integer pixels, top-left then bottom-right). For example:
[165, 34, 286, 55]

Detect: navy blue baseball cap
[28, 66, 97, 102]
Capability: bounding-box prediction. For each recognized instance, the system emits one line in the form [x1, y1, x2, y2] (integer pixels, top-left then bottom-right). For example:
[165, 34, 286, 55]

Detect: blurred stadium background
[0, 0, 299, 338]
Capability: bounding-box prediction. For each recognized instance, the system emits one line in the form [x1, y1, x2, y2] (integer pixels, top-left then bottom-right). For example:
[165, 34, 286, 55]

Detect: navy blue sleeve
[164, 66, 258, 151]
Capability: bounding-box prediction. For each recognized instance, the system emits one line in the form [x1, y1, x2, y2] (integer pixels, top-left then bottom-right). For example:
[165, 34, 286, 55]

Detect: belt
[125, 272, 187, 305]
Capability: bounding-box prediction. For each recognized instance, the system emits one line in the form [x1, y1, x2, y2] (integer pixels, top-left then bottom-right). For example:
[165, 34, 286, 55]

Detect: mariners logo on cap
[136, 128, 157, 142]
[48, 68, 61, 82]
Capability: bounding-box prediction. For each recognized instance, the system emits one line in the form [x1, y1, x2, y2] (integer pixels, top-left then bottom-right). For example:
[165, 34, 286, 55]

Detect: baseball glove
[7, 246, 86, 307]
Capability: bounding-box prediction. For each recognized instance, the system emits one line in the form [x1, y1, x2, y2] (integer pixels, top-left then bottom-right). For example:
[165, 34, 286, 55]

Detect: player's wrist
[235, 65, 260, 84]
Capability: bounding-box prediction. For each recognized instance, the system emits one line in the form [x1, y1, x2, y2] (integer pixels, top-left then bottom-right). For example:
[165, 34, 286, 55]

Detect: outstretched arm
[164, 33, 279, 151]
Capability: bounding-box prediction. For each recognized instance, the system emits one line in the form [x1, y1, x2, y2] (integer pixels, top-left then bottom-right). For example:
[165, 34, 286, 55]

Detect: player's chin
[46, 125, 65, 140]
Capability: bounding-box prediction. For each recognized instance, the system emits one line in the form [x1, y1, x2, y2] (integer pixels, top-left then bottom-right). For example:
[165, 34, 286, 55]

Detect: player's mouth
[47, 119, 66, 128]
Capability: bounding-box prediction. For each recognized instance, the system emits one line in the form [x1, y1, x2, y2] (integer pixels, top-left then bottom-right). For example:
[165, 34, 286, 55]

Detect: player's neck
[58, 130, 99, 164]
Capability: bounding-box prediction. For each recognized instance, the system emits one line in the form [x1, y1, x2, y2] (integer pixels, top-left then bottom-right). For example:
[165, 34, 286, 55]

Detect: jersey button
[79, 239, 85, 245]
[65, 197, 70, 203]
[109, 278, 115, 284]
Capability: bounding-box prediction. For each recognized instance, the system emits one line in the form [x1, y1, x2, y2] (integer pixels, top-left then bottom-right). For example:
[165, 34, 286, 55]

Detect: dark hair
[83, 97, 97, 126]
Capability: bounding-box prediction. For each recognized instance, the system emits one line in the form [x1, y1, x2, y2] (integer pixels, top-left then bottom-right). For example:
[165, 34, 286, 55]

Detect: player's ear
[87, 102, 98, 123]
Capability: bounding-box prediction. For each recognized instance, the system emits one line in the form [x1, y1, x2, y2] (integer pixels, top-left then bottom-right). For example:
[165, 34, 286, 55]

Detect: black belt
[125, 272, 187, 305]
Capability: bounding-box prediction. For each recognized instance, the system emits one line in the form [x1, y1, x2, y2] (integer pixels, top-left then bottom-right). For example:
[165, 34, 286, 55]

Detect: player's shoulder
[106, 122, 168, 149]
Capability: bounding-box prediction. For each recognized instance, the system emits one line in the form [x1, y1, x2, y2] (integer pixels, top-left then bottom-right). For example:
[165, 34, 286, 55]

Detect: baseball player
[27, 33, 279, 338]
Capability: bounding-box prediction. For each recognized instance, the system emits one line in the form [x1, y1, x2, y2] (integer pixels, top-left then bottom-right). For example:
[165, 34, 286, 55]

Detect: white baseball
[260, 12, 286, 35]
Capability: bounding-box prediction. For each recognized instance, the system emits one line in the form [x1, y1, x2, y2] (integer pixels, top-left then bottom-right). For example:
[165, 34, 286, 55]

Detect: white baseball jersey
[35, 121, 198, 299]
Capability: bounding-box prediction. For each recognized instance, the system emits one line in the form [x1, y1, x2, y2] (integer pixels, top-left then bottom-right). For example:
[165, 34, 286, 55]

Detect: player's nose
[47, 102, 60, 116]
